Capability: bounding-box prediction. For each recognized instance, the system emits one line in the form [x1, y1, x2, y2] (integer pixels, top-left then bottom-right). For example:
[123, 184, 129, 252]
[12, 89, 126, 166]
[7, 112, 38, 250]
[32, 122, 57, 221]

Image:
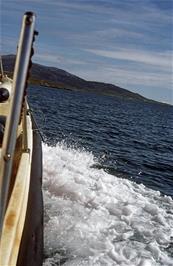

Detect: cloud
[85, 48, 172, 68]
[74, 64, 172, 104]
[102, 67, 172, 89]
[74, 63, 172, 89]
[34, 52, 87, 68]
[1, 0, 173, 104]
[48, 0, 172, 27]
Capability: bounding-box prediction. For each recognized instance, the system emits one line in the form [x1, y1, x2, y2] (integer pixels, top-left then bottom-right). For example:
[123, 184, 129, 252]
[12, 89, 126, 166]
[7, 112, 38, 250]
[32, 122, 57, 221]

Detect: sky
[0, 0, 173, 104]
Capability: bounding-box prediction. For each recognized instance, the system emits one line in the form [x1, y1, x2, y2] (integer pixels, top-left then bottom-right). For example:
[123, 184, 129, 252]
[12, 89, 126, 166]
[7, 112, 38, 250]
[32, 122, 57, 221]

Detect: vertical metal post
[0, 12, 35, 237]
[22, 99, 29, 151]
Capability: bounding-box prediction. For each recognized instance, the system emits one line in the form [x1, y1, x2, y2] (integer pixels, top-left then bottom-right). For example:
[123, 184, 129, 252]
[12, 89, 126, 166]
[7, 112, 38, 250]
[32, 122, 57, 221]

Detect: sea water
[28, 86, 173, 265]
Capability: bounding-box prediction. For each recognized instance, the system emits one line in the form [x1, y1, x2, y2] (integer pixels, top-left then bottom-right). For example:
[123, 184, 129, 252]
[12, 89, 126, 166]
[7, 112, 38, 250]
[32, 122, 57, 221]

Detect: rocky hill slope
[1, 54, 151, 102]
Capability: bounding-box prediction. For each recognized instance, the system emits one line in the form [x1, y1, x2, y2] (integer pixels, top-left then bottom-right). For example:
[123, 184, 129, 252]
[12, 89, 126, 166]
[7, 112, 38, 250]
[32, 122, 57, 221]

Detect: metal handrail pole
[0, 12, 35, 237]
[22, 99, 29, 151]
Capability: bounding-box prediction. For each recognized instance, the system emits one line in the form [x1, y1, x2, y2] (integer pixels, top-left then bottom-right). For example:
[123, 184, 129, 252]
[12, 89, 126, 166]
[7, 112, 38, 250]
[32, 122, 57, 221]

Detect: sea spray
[43, 143, 173, 266]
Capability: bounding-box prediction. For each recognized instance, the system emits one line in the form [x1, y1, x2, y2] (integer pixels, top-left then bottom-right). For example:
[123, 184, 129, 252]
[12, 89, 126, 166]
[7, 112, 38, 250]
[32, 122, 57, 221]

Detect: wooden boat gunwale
[0, 109, 33, 265]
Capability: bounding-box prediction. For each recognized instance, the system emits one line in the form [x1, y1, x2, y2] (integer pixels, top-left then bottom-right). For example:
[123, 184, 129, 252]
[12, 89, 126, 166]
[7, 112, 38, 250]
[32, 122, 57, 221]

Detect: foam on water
[43, 143, 173, 266]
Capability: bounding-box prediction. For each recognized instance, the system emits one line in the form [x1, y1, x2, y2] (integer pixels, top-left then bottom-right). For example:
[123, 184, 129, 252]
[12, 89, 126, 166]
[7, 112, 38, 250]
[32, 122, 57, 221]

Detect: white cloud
[34, 52, 87, 68]
[34, 53, 63, 65]
[103, 67, 172, 89]
[85, 48, 172, 68]
[2, 0, 172, 104]
[73, 64, 172, 103]
[74, 64, 172, 89]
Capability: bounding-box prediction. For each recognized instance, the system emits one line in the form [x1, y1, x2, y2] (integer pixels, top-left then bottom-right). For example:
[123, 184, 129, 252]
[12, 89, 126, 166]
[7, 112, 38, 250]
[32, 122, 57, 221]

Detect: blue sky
[0, 0, 173, 104]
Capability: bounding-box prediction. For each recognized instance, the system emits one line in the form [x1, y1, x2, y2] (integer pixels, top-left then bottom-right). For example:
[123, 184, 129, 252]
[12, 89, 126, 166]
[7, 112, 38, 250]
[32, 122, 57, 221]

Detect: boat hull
[17, 115, 43, 266]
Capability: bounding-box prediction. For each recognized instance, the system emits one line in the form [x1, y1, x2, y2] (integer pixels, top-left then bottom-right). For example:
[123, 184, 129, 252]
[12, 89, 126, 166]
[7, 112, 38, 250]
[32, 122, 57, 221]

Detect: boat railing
[0, 12, 36, 237]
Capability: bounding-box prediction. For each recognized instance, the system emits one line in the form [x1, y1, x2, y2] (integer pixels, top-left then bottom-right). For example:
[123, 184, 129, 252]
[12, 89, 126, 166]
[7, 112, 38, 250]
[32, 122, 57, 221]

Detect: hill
[1, 54, 154, 102]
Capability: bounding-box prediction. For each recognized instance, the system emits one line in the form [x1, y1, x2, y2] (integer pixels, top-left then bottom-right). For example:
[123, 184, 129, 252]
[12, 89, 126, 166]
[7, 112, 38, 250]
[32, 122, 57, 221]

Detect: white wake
[43, 143, 173, 266]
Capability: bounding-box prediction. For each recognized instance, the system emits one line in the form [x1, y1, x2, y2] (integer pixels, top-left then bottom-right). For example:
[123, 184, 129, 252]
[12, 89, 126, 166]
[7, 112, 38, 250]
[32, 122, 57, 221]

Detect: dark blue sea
[29, 85, 173, 198]
[28, 85, 173, 266]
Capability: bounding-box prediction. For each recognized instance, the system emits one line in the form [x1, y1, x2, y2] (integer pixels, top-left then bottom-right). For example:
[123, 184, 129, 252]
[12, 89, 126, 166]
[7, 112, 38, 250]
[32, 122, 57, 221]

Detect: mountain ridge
[1, 54, 168, 105]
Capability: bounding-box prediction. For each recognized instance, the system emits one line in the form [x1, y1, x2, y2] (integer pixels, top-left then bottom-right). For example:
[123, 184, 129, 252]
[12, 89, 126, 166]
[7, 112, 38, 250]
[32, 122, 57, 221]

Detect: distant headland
[1, 54, 171, 106]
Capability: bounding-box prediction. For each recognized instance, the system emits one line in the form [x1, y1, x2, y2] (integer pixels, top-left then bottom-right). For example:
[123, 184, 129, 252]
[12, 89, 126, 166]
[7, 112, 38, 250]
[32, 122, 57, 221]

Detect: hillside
[1, 54, 150, 102]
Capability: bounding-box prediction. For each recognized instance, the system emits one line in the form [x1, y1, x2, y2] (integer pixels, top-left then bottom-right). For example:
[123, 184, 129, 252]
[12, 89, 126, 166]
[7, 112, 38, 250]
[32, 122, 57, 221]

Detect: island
[1, 54, 168, 105]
